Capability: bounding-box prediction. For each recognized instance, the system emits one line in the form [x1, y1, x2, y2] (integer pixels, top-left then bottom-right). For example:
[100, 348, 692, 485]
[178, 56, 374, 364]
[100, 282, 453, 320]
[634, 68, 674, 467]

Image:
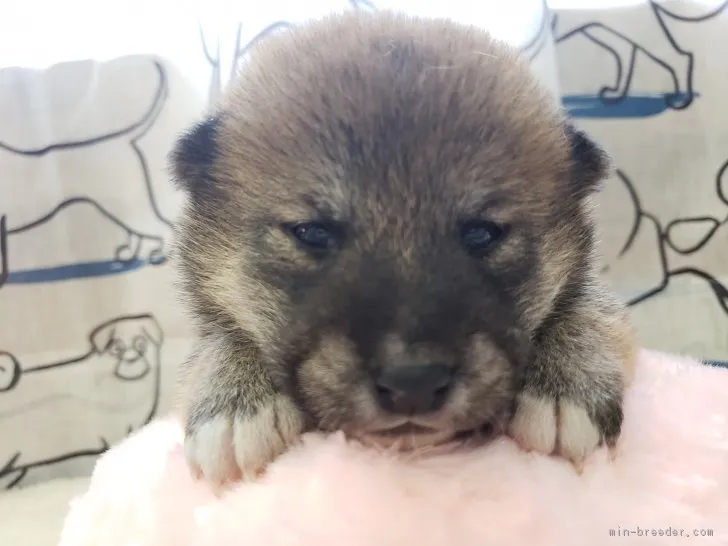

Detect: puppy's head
[171, 12, 609, 447]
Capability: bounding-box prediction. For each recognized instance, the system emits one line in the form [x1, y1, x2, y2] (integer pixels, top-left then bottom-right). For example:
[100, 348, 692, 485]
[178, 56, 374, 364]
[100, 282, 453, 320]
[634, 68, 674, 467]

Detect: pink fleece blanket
[58, 350, 728, 546]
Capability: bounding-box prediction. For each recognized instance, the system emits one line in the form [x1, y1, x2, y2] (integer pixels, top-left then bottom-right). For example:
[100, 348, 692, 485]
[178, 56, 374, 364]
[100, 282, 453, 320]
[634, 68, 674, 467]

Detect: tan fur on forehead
[212, 10, 572, 221]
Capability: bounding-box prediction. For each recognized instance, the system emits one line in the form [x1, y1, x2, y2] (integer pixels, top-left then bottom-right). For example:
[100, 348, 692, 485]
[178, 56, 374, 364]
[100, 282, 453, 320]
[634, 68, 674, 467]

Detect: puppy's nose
[374, 363, 453, 415]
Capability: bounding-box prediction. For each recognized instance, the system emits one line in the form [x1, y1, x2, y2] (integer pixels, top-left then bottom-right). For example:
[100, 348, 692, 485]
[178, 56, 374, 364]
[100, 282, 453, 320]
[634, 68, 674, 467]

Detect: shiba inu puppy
[171, 10, 637, 487]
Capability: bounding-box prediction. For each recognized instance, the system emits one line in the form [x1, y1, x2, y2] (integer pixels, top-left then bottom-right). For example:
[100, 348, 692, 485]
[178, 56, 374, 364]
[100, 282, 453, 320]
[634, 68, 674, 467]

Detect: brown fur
[170, 10, 637, 487]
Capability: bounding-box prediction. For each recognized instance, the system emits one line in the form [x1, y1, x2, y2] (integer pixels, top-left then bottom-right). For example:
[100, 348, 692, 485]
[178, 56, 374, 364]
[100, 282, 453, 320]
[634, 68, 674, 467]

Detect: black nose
[374, 363, 453, 415]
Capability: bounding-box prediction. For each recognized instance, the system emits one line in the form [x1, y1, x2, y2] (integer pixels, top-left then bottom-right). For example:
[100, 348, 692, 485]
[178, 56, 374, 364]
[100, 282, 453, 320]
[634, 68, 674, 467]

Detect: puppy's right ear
[169, 114, 221, 200]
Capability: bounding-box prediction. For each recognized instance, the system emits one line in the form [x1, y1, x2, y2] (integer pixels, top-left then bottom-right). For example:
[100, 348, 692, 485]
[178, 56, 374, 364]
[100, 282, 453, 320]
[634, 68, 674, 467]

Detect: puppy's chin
[355, 427, 460, 452]
[351, 408, 510, 453]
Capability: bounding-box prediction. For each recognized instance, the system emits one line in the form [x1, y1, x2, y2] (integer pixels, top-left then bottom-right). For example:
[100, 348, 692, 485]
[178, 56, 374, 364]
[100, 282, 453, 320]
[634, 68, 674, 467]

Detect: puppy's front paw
[508, 390, 622, 470]
[184, 394, 305, 488]
[509, 285, 635, 471]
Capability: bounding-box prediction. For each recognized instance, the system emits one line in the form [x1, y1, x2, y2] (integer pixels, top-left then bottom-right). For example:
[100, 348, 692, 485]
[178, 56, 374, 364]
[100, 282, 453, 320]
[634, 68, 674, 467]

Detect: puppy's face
[172, 12, 608, 448]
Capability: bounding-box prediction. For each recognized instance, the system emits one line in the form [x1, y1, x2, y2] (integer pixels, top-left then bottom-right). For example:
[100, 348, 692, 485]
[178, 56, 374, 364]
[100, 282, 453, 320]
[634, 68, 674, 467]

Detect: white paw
[184, 395, 305, 489]
[508, 393, 601, 471]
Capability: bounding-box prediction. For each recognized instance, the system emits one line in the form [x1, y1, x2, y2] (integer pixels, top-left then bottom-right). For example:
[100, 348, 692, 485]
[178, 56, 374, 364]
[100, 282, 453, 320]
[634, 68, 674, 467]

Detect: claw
[607, 443, 619, 463]
[188, 460, 203, 481]
[571, 456, 586, 476]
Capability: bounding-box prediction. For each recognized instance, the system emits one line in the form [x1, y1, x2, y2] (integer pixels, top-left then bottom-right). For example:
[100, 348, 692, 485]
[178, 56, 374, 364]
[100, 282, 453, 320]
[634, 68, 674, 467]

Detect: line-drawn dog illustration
[554, 1, 728, 112]
[660, 156, 728, 317]
[597, 168, 669, 306]
[2, 197, 168, 286]
[597, 163, 728, 359]
[0, 314, 163, 489]
[0, 57, 173, 279]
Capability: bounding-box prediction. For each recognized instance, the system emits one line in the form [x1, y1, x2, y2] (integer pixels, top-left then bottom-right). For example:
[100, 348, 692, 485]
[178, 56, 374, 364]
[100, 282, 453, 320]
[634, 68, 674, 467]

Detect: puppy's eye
[460, 221, 504, 255]
[290, 222, 335, 250]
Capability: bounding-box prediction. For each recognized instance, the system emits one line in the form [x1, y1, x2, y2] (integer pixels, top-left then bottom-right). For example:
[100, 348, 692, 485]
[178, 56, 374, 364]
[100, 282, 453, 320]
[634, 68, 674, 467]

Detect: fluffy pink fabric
[59, 350, 728, 546]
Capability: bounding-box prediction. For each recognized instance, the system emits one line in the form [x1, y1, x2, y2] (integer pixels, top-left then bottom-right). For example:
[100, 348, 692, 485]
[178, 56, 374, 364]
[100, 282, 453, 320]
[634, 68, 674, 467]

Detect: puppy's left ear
[169, 114, 222, 200]
[564, 121, 611, 200]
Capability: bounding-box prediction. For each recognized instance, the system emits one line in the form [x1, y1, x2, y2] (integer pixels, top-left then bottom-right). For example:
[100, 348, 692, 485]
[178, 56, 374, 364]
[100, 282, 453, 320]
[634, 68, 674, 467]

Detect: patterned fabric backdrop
[0, 0, 726, 490]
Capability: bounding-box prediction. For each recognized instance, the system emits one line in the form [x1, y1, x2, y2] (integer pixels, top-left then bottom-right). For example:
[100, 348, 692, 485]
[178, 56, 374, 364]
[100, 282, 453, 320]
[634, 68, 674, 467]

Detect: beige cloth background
[0, 0, 725, 490]
[554, 2, 728, 358]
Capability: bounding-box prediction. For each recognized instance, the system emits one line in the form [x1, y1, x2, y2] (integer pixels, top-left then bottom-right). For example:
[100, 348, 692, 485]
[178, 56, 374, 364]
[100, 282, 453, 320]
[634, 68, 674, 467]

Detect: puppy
[170, 10, 637, 487]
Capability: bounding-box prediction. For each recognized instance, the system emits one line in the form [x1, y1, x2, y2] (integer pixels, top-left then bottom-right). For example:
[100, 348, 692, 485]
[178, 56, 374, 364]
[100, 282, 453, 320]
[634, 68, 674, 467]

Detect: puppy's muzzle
[373, 362, 454, 415]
